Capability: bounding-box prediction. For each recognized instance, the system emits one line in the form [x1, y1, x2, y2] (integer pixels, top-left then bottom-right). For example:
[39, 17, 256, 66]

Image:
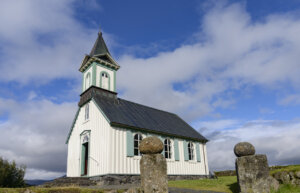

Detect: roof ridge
[118, 97, 178, 116]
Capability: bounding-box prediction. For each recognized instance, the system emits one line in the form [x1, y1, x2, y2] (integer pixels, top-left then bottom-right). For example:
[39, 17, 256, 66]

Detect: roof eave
[79, 56, 120, 72]
[93, 53, 119, 66]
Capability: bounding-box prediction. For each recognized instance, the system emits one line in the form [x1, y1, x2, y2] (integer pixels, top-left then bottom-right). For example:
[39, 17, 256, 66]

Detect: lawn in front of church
[168, 176, 300, 193]
[168, 176, 238, 193]
[1, 175, 300, 193]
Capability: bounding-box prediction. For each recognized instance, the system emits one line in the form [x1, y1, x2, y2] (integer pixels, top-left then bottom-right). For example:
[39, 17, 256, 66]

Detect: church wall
[108, 126, 209, 176]
[95, 63, 115, 92]
[88, 99, 112, 176]
[67, 100, 111, 177]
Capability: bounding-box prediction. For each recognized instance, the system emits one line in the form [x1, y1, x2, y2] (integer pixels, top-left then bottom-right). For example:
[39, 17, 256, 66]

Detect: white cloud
[0, 98, 77, 179]
[28, 91, 37, 100]
[0, 0, 112, 84]
[259, 107, 275, 114]
[200, 119, 300, 171]
[117, 2, 300, 121]
[193, 119, 241, 130]
[278, 94, 300, 105]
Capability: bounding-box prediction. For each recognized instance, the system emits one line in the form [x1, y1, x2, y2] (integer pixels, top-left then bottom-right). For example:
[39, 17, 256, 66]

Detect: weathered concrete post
[139, 136, 168, 193]
[234, 142, 279, 193]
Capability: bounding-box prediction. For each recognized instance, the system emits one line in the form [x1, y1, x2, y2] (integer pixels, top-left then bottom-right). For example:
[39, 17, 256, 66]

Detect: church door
[81, 142, 89, 176]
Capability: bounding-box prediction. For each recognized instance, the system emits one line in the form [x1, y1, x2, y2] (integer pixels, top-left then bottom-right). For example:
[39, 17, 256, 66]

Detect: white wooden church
[66, 32, 209, 178]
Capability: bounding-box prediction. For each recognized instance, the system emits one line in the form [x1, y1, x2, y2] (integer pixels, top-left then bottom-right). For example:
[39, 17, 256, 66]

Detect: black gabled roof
[93, 95, 208, 142]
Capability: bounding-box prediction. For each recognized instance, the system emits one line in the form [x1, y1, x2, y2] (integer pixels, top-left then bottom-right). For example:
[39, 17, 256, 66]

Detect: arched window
[164, 139, 172, 159]
[100, 72, 110, 90]
[134, 133, 143, 156]
[85, 104, 89, 120]
[85, 73, 91, 90]
[188, 142, 194, 160]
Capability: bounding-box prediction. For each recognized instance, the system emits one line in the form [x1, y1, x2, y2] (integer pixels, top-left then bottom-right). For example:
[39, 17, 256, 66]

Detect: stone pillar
[139, 136, 168, 193]
[234, 142, 279, 193]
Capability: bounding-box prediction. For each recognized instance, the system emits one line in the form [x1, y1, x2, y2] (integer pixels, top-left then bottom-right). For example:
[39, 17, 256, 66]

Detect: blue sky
[0, 0, 300, 179]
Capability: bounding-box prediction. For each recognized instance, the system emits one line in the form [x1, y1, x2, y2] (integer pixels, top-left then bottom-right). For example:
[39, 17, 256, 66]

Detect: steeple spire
[79, 31, 119, 74]
[89, 30, 110, 57]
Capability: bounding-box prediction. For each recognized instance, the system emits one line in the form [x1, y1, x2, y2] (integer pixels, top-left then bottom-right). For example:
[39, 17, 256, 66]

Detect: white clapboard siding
[108, 126, 209, 175]
[67, 100, 111, 177]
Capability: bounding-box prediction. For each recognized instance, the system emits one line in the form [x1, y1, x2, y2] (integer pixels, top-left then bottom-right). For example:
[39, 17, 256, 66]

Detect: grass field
[1, 165, 300, 193]
[270, 165, 300, 175]
[0, 187, 106, 193]
[1, 180, 300, 193]
[168, 176, 300, 193]
[168, 176, 238, 193]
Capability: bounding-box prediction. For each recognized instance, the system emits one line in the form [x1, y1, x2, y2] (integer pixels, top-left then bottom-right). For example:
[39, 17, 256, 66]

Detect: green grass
[169, 176, 300, 193]
[1, 182, 300, 193]
[168, 176, 238, 193]
[2, 166, 300, 193]
[0, 187, 104, 193]
[271, 184, 300, 193]
[270, 165, 300, 175]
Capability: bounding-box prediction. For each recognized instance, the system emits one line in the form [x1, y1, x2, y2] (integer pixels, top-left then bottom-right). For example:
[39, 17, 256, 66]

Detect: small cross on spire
[98, 25, 102, 35]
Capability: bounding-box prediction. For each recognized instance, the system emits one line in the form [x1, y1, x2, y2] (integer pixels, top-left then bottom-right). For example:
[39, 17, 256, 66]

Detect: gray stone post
[139, 136, 168, 193]
[234, 142, 279, 193]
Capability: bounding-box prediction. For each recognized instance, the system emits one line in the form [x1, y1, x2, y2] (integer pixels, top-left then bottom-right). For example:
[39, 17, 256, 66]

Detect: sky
[0, 0, 300, 180]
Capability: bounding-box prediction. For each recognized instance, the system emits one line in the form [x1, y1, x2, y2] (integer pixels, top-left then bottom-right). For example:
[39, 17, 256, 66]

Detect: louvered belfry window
[85, 73, 91, 90]
[101, 72, 109, 90]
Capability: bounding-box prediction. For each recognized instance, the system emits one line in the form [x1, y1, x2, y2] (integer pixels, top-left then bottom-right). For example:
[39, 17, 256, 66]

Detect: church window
[85, 104, 89, 120]
[164, 139, 172, 159]
[100, 72, 110, 90]
[188, 142, 194, 160]
[85, 73, 91, 90]
[134, 133, 143, 156]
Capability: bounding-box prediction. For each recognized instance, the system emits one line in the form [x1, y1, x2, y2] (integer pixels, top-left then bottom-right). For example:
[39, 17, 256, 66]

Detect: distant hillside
[214, 164, 300, 177]
[25, 175, 66, 186]
[25, 179, 51, 186]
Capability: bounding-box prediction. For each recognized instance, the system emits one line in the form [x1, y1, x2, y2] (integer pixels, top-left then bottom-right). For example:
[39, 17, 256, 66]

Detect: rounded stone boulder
[139, 136, 164, 154]
[234, 142, 255, 157]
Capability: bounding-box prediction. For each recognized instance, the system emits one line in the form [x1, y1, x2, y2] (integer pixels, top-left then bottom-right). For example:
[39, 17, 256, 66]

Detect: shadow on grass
[227, 182, 239, 193]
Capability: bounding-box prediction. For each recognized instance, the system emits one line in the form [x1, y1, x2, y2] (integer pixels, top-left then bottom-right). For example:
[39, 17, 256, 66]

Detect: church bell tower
[79, 32, 120, 93]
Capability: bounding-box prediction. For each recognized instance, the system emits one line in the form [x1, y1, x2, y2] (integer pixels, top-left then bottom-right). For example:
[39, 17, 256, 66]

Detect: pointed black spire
[79, 31, 120, 72]
[89, 31, 110, 57]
